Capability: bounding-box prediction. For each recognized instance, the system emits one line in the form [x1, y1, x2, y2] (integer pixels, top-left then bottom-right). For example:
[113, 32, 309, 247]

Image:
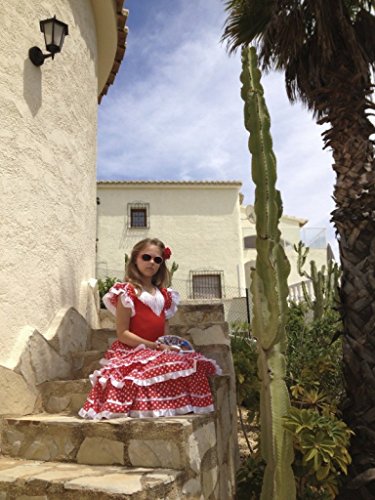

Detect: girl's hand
[169, 345, 182, 352]
[155, 342, 168, 351]
[156, 343, 180, 352]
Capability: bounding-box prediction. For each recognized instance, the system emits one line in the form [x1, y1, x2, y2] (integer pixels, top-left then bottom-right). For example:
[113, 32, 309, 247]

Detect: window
[131, 208, 147, 228]
[191, 272, 223, 299]
[127, 202, 150, 229]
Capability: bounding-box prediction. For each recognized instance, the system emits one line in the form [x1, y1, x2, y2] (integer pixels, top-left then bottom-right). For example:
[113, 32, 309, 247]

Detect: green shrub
[232, 302, 351, 498]
[286, 303, 344, 410]
[97, 276, 120, 308]
[283, 303, 351, 498]
[231, 323, 263, 498]
[230, 323, 259, 419]
[283, 407, 353, 499]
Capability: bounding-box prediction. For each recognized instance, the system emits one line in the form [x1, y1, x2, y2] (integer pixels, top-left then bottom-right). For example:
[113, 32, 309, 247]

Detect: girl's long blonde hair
[125, 238, 170, 293]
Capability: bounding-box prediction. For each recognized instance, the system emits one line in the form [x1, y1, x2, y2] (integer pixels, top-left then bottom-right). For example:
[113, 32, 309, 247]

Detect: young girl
[79, 237, 221, 419]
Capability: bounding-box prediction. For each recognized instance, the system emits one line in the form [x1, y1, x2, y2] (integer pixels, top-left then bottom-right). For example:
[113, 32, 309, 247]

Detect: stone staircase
[0, 303, 237, 499]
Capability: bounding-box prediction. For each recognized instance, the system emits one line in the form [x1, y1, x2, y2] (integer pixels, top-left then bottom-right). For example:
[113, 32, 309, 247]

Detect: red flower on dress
[163, 247, 172, 260]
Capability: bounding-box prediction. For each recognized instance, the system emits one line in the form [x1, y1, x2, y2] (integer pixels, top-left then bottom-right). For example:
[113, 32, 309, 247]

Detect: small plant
[230, 320, 251, 339]
[283, 407, 353, 499]
[98, 276, 120, 308]
[168, 261, 179, 287]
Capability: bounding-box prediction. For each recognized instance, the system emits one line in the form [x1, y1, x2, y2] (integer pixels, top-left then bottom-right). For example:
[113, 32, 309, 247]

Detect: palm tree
[222, 1, 375, 497]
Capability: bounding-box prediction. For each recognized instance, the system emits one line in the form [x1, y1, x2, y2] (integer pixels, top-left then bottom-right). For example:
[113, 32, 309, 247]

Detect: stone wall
[0, 306, 92, 416]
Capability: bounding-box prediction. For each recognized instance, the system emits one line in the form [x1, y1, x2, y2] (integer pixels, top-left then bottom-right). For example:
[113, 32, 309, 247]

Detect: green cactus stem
[294, 241, 341, 321]
[168, 261, 179, 287]
[241, 46, 295, 500]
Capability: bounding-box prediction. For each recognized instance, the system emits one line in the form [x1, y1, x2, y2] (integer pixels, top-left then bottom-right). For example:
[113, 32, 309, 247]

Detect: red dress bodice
[129, 296, 166, 342]
[103, 283, 173, 343]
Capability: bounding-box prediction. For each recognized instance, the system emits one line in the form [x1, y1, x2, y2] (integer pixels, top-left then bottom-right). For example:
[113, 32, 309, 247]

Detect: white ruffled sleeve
[164, 288, 180, 320]
[102, 282, 135, 317]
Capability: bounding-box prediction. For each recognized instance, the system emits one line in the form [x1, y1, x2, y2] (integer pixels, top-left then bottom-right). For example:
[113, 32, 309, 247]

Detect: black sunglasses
[141, 254, 163, 264]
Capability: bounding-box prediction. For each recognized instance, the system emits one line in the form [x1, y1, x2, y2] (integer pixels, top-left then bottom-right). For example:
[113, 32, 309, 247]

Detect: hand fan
[157, 335, 194, 352]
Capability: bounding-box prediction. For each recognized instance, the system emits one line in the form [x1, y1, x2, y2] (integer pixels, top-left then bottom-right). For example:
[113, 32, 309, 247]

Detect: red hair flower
[163, 247, 172, 260]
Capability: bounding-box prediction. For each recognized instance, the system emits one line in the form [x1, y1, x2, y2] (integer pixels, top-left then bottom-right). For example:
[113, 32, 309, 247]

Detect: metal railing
[288, 279, 314, 303]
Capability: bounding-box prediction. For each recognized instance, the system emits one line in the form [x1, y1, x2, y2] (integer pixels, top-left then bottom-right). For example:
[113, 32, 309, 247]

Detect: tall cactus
[295, 241, 341, 320]
[241, 46, 295, 500]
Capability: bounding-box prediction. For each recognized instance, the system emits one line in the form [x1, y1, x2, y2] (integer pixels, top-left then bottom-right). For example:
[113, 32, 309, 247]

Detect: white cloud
[98, 0, 338, 255]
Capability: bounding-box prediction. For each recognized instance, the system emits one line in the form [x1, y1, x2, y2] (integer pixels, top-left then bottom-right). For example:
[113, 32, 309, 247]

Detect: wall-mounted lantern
[29, 16, 69, 67]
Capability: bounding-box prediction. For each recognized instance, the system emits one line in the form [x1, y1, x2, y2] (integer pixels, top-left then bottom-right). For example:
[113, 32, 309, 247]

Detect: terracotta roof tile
[97, 180, 243, 186]
[99, 3, 128, 103]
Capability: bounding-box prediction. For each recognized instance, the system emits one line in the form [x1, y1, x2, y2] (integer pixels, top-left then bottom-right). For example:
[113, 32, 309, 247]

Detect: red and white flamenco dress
[78, 282, 222, 420]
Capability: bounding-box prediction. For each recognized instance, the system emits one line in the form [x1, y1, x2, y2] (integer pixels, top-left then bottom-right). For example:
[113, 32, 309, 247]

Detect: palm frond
[222, 0, 276, 53]
[222, 0, 375, 114]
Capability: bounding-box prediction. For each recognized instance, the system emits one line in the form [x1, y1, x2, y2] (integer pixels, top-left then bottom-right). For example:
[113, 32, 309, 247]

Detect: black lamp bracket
[29, 46, 54, 66]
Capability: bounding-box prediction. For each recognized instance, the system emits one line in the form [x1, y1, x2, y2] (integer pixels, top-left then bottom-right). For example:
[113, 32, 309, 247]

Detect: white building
[96, 181, 330, 322]
[96, 181, 246, 301]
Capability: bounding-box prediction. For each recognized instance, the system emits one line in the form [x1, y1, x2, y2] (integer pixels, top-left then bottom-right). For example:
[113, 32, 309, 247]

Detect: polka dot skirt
[79, 340, 222, 420]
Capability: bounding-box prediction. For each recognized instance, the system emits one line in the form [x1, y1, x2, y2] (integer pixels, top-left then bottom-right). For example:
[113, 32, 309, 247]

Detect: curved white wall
[0, 0, 98, 363]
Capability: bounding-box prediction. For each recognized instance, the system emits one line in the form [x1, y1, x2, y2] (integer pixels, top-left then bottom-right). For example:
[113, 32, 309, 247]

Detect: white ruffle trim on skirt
[78, 403, 215, 420]
[90, 356, 222, 389]
[78, 407, 129, 420]
[90, 348, 222, 389]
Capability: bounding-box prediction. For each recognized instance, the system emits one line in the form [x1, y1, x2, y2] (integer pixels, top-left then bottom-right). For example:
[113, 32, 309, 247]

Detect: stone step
[0, 456, 183, 499]
[71, 350, 104, 379]
[39, 379, 91, 414]
[89, 329, 117, 352]
[1, 413, 217, 472]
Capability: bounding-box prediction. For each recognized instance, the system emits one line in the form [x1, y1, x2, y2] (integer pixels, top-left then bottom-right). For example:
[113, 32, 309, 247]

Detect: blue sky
[97, 0, 337, 251]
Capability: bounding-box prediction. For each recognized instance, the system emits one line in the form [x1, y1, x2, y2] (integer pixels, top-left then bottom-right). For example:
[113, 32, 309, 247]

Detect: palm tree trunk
[320, 61, 375, 499]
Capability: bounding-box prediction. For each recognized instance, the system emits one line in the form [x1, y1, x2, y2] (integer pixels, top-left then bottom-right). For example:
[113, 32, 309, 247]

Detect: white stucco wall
[0, 0, 98, 363]
[96, 182, 246, 299]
